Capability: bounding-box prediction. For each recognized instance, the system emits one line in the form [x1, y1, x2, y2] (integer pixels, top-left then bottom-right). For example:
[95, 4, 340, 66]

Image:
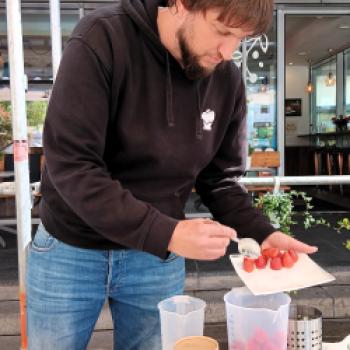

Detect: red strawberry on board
[270, 256, 283, 270]
[243, 257, 255, 273]
[255, 255, 267, 269]
[263, 247, 280, 259]
[282, 251, 294, 268]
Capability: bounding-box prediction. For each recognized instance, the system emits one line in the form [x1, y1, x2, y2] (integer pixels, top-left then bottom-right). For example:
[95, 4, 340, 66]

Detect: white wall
[285, 65, 310, 146]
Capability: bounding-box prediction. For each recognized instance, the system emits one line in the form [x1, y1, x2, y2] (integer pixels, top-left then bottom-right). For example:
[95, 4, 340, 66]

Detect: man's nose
[218, 38, 241, 61]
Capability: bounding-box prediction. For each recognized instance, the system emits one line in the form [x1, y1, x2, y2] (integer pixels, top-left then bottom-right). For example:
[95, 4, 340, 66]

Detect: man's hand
[262, 231, 318, 254]
[168, 219, 236, 260]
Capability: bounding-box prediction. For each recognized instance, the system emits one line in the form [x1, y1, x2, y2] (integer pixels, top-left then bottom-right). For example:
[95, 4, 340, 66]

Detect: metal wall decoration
[232, 34, 270, 84]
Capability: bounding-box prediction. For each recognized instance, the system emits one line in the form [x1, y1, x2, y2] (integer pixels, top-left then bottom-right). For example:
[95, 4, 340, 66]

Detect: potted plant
[254, 190, 329, 236]
[331, 115, 350, 132]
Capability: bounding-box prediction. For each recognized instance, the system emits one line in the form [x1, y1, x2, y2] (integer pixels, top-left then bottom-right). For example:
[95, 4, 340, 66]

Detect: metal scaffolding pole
[50, 0, 62, 80]
[240, 175, 350, 194]
[0, 175, 349, 197]
[6, 0, 32, 349]
[79, 2, 85, 19]
[239, 175, 350, 185]
[187, 175, 350, 219]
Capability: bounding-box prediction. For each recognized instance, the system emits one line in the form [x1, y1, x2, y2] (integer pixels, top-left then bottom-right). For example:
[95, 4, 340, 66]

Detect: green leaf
[344, 240, 350, 251]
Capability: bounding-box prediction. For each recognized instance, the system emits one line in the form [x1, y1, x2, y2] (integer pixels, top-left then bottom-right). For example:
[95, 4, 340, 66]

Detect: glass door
[277, 8, 350, 175]
[345, 48, 350, 115]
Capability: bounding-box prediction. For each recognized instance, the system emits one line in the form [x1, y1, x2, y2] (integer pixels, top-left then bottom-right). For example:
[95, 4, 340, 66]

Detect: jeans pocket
[31, 224, 58, 252]
[161, 252, 179, 264]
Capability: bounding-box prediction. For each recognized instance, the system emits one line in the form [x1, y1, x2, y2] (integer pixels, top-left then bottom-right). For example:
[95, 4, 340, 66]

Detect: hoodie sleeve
[195, 78, 276, 244]
[43, 37, 178, 259]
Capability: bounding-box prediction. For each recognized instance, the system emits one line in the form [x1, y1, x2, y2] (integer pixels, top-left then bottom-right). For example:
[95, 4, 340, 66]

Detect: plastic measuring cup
[224, 287, 291, 349]
[158, 295, 206, 350]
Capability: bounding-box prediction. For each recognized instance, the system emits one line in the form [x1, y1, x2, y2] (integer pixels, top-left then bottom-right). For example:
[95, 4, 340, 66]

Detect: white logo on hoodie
[201, 109, 215, 131]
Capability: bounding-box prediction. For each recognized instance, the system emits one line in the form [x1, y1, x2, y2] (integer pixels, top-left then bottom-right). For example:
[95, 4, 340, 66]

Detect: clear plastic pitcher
[224, 287, 291, 350]
[158, 295, 206, 350]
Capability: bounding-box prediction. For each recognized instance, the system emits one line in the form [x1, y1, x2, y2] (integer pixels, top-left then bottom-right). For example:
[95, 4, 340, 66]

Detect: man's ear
[173, 0, 187, 17]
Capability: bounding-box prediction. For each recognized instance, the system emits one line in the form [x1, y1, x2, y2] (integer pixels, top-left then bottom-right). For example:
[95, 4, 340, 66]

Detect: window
[245, 16, 277, 151]
[311, 58, 337, 133]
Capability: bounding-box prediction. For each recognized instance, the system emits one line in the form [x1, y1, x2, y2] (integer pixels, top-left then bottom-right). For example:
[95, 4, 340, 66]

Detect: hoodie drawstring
[196, 85, 203, 140]
[165, 52, 214, 140]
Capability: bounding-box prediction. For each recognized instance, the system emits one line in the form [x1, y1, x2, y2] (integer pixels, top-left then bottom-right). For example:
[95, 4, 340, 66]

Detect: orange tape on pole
[20, 291, 28, 350]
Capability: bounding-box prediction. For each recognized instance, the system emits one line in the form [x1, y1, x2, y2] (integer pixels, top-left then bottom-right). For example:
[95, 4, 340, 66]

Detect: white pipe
[277, 9, 285, 176]
[50, 0, 62, 81]
[79, 4, 85, 19]
[239, 175, 350, 186]
[6, 0, 31, 348]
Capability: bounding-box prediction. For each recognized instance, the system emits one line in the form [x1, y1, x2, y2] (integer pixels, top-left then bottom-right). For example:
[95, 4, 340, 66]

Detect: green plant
[26, 101, 47, 129]
[333, 218, 350, 251]
[0, 101, 12, 152]
[344, 240, 350, 251]
[334, 218, 350, 233]
[248, 143, 254, 156]
[255, 190, 329, 236]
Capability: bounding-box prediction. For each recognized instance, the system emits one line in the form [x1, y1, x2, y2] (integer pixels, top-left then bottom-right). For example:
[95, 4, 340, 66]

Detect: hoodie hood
[122, 0, 209, 136]
[122, 0, 168, 64]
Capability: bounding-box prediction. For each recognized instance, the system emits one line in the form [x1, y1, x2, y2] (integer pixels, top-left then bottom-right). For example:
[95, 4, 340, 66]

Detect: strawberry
[263, 247, 280, 259]
[271, 331, 287, 349]
[263, 343, 280, 350]
[243, 257, 255, 273]
[246, 338, 261, 350]
[230, 340, 245, 350]
[255, 255, 267, 269]
[270, 256, 283, 270]
[252, 327, 269, 344]
[269, 247, 280, 258]
[262, 248, 270, 259]
[288, 249, 299, 262]
[282, 251, 294, 268]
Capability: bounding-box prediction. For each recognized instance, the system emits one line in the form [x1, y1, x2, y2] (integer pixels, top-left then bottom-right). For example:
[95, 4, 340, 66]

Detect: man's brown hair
[168, 0, 274, 36]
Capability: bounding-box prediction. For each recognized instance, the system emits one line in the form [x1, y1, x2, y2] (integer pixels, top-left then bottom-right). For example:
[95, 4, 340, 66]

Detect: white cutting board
[322, 335, 350, 349]
[230, 253, 335, 295]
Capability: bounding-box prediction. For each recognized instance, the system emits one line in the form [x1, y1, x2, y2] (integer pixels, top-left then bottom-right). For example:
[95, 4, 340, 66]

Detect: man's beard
[177, 29, 222, 80]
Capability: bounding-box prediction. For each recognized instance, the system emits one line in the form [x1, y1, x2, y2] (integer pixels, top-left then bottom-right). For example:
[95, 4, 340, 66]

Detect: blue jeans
[26, 224, 185, 350]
